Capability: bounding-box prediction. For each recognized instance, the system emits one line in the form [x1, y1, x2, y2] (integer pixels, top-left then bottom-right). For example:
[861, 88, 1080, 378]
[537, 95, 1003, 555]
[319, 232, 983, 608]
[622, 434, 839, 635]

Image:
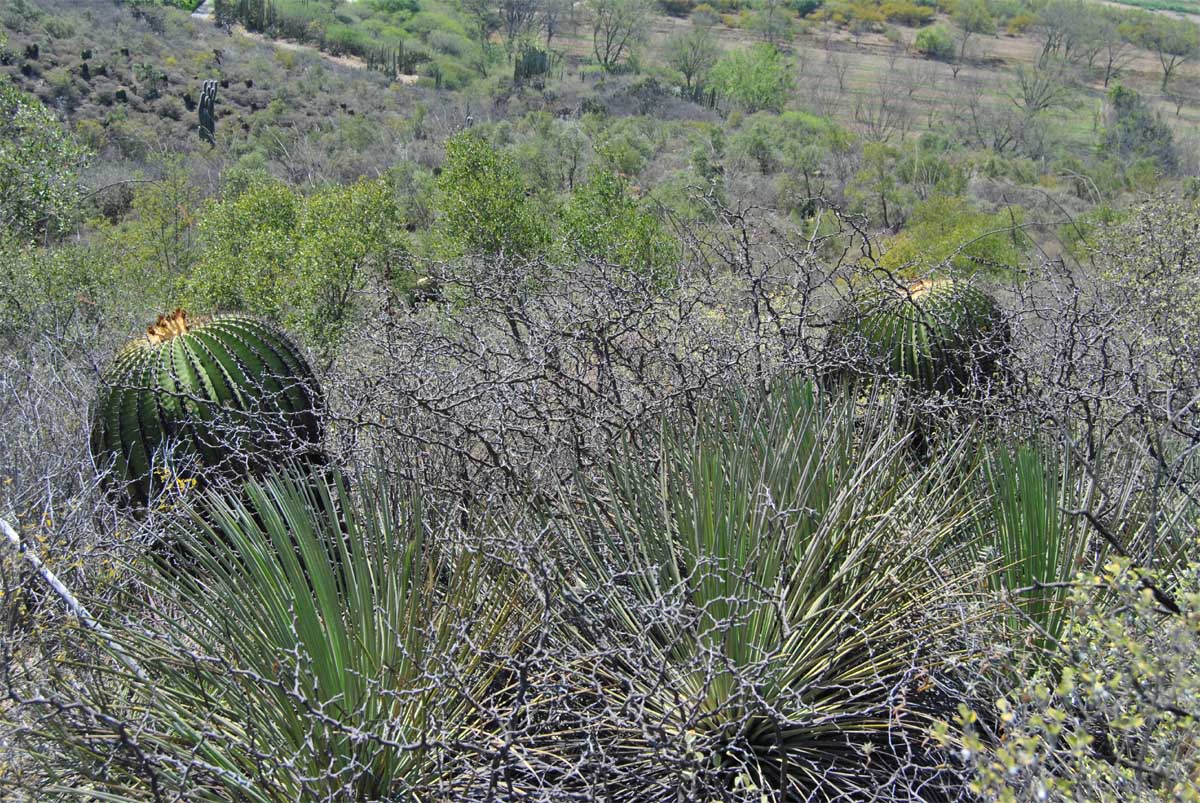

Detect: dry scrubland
[1, 0, 1200, 800]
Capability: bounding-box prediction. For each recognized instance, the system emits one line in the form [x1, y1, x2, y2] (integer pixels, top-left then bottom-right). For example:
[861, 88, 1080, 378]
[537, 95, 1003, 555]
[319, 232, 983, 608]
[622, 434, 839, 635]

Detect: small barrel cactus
[827, 278, 1009, 394]
[91, 309, 325, 508]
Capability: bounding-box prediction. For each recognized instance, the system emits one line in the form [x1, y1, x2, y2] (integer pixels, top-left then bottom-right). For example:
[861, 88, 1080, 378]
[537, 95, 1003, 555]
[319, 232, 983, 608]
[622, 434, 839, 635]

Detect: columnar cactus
[827, 277, 1009, 395]
[90, 309, 324, 508]
[198, 79, 217, 145]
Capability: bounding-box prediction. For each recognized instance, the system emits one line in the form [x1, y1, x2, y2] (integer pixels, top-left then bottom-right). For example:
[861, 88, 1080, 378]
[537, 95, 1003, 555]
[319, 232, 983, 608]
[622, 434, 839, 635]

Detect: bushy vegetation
[2, 0, 1200, 799]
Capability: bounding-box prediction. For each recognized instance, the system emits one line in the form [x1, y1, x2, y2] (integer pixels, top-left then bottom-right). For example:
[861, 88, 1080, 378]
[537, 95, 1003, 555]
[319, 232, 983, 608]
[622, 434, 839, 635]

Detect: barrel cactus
[827, 278, 1009, 394]
[91, 309, 325, 508]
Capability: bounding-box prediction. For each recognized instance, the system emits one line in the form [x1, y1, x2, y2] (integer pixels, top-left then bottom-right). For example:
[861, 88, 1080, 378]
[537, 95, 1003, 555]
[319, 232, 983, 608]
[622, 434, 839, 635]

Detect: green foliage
[434, 132, 549, 263]
[557, 169, 678, 288]
[709, 44, 794, 114]
[790, 0, 824, 13]
[846, 138, 969, 230]
[1058, 203, 1128, 261]
[915, 24, 955, 59]
[371, 0, 421, 12]
[507, 113, 590, 193]
[589, 0, 654, 71]
[39, 469, 524, 800]
[879, 195, 1028, 276]
[0, 237, 114, 348]
[589, 116, 660, 177]
[664, 24, 719, 97]
[90, 311, 325, 509]
[977, 444, 1094, 652]
[827, 277, 1009, 395]
[549, 381, 977, 797]
[0, 76, 89, 241]
[1124, 11, 1199, 90]
[1103, 84, 1176, 173]
[952, 0, 995, 36]
[184, 178, 407, 352]
[879, 0, 934, 25]
[846, 142, 917, 231]
[935, 558, 1200, 802]
[213, 0, 482, 84]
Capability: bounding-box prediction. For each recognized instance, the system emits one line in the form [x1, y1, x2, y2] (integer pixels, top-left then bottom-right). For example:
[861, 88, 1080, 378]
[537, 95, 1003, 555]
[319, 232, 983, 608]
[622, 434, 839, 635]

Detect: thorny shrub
[0, 195, 1198, 801]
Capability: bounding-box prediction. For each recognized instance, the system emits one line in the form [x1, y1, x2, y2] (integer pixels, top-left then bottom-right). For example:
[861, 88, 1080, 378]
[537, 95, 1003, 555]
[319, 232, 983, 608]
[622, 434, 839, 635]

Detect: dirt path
[189, 7, 420, 81]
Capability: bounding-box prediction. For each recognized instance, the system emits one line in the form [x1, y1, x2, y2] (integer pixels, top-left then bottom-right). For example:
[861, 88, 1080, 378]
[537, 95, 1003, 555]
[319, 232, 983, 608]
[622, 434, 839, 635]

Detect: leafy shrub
[709, 44, 794, 113]
[557, 169, 678, 288]
[0, 75, 89, 240]
[790, 0, 825, 15]
[434, 132, 549, 263]
[915, 24, 955, 59]
[371, 0, 421, 13]
[880, 0, 934, 25]
[935, 559, 1200, 802]
[1005, 11, 1035, 33]
[427, 29, 469, 57]
[1103, 84, 1177, 173]
[184, 178, 407, 352]
[660, 0, 698, 16]
[879, 195, 1028, 276]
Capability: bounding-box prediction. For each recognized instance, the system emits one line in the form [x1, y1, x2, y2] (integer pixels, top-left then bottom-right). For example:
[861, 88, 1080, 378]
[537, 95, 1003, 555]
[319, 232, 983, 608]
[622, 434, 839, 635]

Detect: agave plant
[30, 469, 524, 801]
[90, 309, 325, 507]
[827, 277, 1009, 395]
[975, 444, 1095, 655]
[533, 382, 979, 801]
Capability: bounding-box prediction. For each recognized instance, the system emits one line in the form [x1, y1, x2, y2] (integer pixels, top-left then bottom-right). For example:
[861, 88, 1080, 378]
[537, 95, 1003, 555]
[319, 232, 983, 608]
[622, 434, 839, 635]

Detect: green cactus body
[91, 309, 324, 507]
[829, 278, 1009, 394]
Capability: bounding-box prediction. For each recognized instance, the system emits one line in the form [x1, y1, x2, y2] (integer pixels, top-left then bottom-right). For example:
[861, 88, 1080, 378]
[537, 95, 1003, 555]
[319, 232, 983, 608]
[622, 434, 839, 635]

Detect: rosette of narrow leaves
[90, 309, 325, 507]
[30, 469, 525, 801]
[827, 278, 1009, 395]
[537, 382, 979, 801]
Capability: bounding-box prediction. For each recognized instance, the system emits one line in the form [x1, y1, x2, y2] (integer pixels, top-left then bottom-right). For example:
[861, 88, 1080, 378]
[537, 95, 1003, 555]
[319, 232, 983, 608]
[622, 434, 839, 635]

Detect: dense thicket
[1, 0, 1198, 799]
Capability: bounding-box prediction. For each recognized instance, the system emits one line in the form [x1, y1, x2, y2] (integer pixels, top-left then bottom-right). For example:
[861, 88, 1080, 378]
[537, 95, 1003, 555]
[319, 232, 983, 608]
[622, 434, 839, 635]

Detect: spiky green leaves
[37, 470, 524, 801]
[828, 278, 1009, 394]
[539, 382, 975, 799]
[90, 310, 324, 508]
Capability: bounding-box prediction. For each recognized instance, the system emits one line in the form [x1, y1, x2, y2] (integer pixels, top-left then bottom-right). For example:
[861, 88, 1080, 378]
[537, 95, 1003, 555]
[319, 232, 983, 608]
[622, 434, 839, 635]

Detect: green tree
[665, 25, 719, 99]
[709, 44, 794, 114]
[435, 132, 549, 262]
[100, 161, 202, 296]
[558, 169, 678, 288]
[748, 0, 796, 46]
[185, 178, 406, 353]
[589, 0, 653, 71]
[915, 25, 955, 61]
[0, 76, 89, 242]
[846, 142, 914, 232]
[1103, 84, 1176, 173]
[952, 0, 996, 62]
[1128, 13, 1199, 92]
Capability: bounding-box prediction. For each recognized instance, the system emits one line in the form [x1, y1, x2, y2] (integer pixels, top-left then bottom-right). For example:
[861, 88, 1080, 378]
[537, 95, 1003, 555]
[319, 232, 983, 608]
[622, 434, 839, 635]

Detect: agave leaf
[546, 381, 979, 799]
[40, 467, 525, 801]
[976, 442, 1096, 654]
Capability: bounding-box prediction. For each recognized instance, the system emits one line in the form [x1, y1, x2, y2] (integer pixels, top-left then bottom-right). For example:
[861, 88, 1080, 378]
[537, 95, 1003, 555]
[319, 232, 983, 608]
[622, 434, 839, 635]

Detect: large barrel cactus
[827, 278, 1009, 394]
[91, 309, 325, 508]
